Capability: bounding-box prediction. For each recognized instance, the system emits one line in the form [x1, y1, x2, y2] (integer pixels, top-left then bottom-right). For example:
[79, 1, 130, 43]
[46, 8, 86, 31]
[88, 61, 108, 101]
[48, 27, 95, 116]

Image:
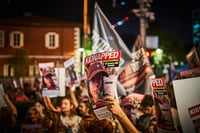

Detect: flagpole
[83, 0, 88, 49]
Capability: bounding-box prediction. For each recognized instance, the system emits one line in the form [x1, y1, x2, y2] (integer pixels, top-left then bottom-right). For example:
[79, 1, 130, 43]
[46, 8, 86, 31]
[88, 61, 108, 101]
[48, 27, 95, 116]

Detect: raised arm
[104, 96, 139, 133]
[43, 96, 59, 112]
[3, 93, 17, 116]
[69, 84, 78, 108]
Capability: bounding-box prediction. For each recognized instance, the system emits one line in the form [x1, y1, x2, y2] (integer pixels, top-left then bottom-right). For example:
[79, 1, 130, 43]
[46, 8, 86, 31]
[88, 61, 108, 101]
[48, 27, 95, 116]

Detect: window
[45, 32, 59, 49]
[29, 65, 34, 76]
[0, 30, 5, 47]
[10, 31, 24, 48]
[3, 64, 14, 76]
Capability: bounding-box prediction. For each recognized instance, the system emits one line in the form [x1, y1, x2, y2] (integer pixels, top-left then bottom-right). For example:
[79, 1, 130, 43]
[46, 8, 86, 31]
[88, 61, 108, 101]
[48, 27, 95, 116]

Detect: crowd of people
[0, 76, 182, 133]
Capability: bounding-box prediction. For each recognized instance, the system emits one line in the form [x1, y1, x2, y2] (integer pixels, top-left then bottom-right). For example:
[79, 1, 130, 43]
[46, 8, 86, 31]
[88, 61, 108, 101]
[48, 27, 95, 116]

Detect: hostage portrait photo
[40, 67, 59, 90]
[86, 61, 118, 104]
[65, 64, 78, 86]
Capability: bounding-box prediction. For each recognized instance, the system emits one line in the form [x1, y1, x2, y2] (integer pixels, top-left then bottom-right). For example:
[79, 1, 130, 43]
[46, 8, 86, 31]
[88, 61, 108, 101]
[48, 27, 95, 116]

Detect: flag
[92, 2, 134, 97]
[118, 35, 154, 95]
[92, 2, 133, 74]
[165, 57, 177, 85]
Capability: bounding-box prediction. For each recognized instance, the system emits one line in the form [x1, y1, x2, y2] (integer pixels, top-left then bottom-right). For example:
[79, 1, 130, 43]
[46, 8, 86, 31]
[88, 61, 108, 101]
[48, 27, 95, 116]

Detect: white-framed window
[45, 32, 59, 49]
[10, 31, 24, 48]
[0, 30, 5, 47]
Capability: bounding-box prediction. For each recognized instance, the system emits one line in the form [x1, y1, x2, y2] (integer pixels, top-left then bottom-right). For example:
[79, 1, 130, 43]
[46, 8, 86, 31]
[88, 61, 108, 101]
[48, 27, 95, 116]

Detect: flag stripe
[121, 66, 148, 88]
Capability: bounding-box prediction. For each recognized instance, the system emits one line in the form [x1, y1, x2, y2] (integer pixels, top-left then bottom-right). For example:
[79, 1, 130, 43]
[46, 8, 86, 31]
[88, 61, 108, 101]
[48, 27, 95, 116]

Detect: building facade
[0, 16, 82, 77]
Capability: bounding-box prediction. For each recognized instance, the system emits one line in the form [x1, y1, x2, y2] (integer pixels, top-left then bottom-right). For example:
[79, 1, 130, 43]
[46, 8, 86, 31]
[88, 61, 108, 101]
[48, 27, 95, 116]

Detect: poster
[64, 57, 78, 87]
[84, 50, 121, 120]
[38, 62, 61, 97]
[151, 78, 176, 133]
[173, 77, 200, 133]
[0, 84, 7, 108]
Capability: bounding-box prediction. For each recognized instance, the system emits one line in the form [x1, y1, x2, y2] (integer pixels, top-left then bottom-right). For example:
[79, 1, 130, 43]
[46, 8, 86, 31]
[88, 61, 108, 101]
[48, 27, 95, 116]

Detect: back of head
[141, 95, 154, 108]
[82, 119, 114, 133]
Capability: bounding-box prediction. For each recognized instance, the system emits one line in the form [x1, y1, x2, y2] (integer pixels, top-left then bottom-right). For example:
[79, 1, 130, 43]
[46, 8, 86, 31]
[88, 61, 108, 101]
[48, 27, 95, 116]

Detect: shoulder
[73, 115, 82, 121]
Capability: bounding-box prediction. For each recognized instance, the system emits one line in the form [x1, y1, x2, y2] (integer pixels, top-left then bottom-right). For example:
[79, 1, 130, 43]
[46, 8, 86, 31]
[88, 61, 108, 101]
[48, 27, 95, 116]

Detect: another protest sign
[64, 58, 78, 87]
[119, 36, 154, 95]
[0, 84, 7, 108]
[84, 50, 121, 120]
[173, 77, 200, 133]
[186, 46, 200, 69]
[151, 78, 177, 133]
[38, 62, 60, 97]
[178, 67, 200, 79]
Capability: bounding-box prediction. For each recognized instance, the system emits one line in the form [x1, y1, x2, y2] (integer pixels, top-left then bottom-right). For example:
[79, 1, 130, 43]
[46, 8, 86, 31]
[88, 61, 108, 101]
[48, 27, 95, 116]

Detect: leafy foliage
[8, 49, 30, 77]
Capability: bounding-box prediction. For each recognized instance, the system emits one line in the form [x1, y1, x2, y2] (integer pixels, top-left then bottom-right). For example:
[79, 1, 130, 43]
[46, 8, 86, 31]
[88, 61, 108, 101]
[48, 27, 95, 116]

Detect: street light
[132, 0, 155, 48]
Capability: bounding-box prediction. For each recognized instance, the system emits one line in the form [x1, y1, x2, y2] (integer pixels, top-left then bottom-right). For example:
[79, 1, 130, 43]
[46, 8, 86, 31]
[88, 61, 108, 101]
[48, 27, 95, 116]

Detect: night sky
[0, 0, 199, 44]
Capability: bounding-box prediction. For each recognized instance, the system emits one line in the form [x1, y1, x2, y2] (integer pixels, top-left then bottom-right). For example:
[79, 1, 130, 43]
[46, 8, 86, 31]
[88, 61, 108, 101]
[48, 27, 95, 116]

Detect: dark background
[0, 0, 199, 45]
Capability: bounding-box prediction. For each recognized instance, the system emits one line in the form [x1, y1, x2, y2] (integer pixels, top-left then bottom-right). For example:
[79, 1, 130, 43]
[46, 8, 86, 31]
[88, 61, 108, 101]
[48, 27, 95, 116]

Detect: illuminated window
[0, 30, 5, 47]
[10, 31, 24, 48]
[3, 64, 14, 76]
[45, 32, 59, 49]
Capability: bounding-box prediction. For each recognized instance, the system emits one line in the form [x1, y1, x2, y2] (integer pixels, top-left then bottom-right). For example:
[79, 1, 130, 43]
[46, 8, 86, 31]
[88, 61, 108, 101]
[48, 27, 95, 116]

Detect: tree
[8, 49, 29, 77]
[147, 22, 188, 63]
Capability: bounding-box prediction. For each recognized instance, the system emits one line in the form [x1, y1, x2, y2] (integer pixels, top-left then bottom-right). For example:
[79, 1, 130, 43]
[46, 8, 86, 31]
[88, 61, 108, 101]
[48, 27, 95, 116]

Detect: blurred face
[28, 109, 39, 123]
[44, 75, 53, 88]
[143, 106, 153, 115]
[89, 74, 103, 102]
[60, 98, 72, 112]
[35, 102, 44, 112]
[78, 102, 88, 116]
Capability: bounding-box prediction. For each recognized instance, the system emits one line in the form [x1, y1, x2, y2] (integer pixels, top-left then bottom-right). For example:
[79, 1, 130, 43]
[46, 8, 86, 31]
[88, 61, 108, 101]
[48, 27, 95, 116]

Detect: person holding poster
[87, 62, 109, 103]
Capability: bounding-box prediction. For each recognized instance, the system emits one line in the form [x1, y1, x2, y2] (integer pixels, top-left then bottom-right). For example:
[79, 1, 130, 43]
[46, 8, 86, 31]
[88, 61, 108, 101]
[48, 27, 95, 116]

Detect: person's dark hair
[42, 75, 56, 88]
[78, 100, 92, 116]
[136, 114, 155, 132]
[81, 118, 115, 133]
[141, 95, 154, 107]
[24, 106, 41, 124]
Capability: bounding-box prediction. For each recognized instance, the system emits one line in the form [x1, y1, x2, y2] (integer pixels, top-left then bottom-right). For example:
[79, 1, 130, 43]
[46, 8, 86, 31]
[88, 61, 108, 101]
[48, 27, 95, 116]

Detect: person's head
[79, 118, 115, 133]
[78, 100, 91, 117]
[140, 95, 154, 115]
[34, 100, 45, 113]
[59, 97, 77, 116]
[15, 87, 24, 96]
[25, 106, 41, 124]
[60, 98, 72, 112]
[121, 97, 139, 124]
